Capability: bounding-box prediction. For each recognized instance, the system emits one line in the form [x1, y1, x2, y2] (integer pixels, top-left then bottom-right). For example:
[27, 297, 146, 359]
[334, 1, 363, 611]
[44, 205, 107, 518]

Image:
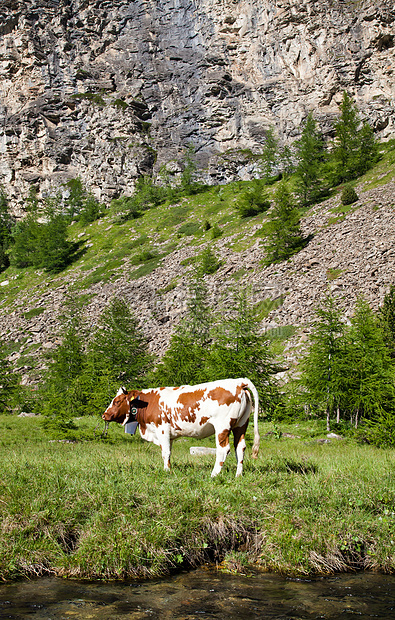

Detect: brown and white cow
[102, 378, 260, 477]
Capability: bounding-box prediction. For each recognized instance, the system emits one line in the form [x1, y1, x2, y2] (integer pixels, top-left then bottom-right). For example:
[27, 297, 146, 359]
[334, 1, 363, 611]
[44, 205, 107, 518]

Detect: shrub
[341, 185, 359, 206]
[178, 222, 200, 236]
[211, 224, 222, 239]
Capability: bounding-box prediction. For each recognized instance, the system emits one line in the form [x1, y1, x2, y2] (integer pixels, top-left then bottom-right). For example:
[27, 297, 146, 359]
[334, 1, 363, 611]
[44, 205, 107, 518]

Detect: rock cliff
[0, 0, 394, 211]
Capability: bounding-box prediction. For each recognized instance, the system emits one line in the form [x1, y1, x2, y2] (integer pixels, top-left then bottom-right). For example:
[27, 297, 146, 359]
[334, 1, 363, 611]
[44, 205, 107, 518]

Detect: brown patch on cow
[206, 387, 239, 407]
[218, 428, 230, 448]
[136, 390, 165, 434]
[199, 416, 210, 426]
[176, 389, 206, 423]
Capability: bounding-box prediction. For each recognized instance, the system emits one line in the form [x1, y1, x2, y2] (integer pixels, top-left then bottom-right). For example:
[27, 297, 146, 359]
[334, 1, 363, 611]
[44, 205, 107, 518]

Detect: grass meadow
[1, 414, 395, 581]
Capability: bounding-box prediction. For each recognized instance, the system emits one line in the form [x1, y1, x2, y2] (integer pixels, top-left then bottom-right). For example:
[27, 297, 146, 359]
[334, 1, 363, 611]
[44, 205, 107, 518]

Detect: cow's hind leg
[211, 428, 231, 477]
[233, 422, 249, 477]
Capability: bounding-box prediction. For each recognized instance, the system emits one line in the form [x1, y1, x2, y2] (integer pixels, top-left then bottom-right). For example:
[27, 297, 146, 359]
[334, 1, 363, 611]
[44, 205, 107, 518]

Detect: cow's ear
[122, 386, 128, 395]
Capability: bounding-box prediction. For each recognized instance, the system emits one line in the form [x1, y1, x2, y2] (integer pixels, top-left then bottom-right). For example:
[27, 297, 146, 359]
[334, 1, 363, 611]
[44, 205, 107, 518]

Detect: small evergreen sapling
[379, 284, 395, 358]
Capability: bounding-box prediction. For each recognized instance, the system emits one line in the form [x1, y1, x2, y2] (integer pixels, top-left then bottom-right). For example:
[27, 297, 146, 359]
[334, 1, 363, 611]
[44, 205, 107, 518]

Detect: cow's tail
[242, 379, 260, 459]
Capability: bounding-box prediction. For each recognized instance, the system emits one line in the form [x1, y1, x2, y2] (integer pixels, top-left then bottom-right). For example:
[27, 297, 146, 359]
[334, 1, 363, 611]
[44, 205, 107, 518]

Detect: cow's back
[137, 379, 250, 441]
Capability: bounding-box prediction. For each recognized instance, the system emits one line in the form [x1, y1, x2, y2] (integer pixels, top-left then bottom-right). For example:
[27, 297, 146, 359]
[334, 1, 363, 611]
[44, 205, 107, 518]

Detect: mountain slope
[0, 144, 394, 386]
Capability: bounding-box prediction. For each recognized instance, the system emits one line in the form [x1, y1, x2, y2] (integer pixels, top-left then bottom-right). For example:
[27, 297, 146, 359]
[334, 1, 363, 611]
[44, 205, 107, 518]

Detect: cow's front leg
[211, 428, 231, 477]
[160, 437, 172, 471]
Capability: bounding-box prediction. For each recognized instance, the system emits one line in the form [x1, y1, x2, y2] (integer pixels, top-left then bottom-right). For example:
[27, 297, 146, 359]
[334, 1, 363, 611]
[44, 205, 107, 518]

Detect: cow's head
[102, 387, 140, 425]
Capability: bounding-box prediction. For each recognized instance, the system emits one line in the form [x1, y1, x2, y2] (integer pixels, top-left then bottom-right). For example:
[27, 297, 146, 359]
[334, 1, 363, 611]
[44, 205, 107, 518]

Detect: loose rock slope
[1, 161, 394, 386]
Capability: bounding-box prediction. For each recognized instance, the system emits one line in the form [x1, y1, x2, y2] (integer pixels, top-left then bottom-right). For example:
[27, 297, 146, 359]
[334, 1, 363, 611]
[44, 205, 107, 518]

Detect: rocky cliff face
[0, 0, 394, 212]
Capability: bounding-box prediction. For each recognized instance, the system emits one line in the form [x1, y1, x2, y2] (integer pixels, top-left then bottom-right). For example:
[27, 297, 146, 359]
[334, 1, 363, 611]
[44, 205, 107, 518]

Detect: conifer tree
[260, 126, 278, 182]
[342, 298, 394, 427]
[208, 289, 279, 410]
[236, 179, 270, 218]
[379, 285, 395, 358]
[332, 92, 378, 184]
[84, 298, 152, 410]
[300, 295, 346, 430]
[38, 301, 87, 431]
[264, 180, 304, 265]
[10, 206, 75, 273]
[152, 273, 213, 386]
[0, 340, 19, 413]
[0, 189, 12, 273]
[294, 111, 327, 206]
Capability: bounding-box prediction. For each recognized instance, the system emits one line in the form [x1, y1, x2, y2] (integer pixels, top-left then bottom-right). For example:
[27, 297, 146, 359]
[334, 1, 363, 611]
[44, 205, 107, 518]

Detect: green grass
[0, 414, 394, 581]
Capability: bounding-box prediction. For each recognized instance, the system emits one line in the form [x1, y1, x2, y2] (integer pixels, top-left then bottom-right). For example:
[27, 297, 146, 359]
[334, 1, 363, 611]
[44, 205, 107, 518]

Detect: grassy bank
[1, 414, 394, 581]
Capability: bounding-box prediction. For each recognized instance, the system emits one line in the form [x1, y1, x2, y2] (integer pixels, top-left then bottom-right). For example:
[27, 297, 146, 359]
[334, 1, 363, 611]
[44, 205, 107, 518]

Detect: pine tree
[294, 112, 327, 206]
[10, 207, 75, 273]
[300, 295, 346, 431]
[208, 289, 279, 410]
[342, 298, 394, 427]
[85, 298, 152, 409]
[36, 211, 75, 273]
[236, 179, 270, 218]
[0, 189, 12, 273]
[264, 180, 304, 265]
[379, 285, 395, 358]
[260, 126, 279, 182]
[152, 273, 212, 386]
[332, 92, 378, 184]
[0, 340, 19, 413]
[357, 121, 378, 175]
[63, 178, 104, 224]
[38, 300, 88, 438]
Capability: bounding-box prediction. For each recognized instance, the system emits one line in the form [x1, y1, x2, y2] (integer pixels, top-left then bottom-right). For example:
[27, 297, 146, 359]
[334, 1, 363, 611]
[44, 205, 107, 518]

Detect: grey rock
[0, 0, 393, 212]
[190, 446, 217, 455]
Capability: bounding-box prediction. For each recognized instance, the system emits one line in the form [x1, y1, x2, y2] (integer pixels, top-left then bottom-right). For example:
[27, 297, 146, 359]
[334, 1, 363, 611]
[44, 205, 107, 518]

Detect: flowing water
[0, 569, 394, 619]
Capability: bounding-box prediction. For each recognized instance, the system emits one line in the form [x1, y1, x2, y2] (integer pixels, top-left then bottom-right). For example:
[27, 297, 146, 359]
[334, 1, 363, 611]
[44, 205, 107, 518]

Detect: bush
[341, 185, 359, 206]
[211, 224, 222, 239]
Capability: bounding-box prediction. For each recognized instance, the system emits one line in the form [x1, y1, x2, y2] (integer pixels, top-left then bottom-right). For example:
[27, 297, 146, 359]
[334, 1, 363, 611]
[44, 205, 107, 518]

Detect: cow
[102, 378, 260, 477]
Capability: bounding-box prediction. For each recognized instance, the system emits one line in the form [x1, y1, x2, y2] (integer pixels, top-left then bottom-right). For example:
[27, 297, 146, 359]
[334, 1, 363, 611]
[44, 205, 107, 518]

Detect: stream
[0, 568, 394, 619]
